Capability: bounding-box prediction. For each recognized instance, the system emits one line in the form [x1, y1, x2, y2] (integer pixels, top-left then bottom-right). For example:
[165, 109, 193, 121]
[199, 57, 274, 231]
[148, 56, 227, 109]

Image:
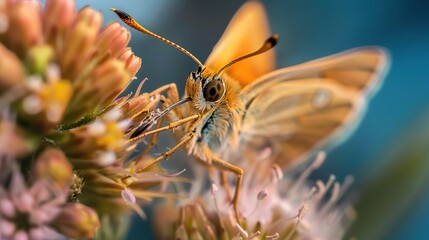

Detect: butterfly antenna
[216, 34, 279, 75]
[111, 8, 203, 67]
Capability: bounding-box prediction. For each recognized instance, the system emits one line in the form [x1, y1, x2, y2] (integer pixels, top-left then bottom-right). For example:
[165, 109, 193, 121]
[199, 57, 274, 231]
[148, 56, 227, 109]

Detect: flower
[0, 0, 181, 238]
[78, 155, 188, 218]
[0, 147, 102, 239]
[153, 152, 355, 240]
[32, 148, 73, 188]
[51, 203, 100, 239]
[1, 0, 143, 136]
[0, 166, 67, 239]
[0, 165, 100, 239]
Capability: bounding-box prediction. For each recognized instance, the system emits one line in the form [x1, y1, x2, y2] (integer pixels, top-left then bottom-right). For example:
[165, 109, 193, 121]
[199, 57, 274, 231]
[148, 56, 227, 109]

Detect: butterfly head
[110, 8, 278, 113]
[185, 35, 279, 112]
[186, 66, 227, 111]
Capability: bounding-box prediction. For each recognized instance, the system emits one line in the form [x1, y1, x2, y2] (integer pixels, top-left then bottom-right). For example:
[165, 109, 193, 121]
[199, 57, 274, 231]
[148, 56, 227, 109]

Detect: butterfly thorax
[180, 67, 244, 163]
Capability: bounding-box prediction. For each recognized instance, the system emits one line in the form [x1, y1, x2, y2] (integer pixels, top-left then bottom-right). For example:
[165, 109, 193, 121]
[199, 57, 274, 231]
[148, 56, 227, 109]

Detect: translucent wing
[239, 47, 390, 169]
[205, 1, 275, 86]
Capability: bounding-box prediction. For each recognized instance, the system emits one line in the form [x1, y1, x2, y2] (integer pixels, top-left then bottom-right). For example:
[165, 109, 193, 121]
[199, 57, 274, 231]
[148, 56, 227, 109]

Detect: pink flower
[153, 152, 355, 240]
[0, 166, 66, 239]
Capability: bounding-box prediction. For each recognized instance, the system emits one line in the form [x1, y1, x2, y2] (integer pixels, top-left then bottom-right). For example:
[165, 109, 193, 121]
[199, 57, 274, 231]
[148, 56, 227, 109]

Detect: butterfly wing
[238, 47, 390, 169]
[204, 1, 275, 86]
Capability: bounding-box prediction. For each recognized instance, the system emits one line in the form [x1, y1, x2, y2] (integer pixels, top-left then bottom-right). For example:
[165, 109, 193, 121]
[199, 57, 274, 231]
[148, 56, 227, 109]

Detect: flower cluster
[0, 0, 178, 238]
[0, 147, 100, 239]
[153, 152, 355, 240]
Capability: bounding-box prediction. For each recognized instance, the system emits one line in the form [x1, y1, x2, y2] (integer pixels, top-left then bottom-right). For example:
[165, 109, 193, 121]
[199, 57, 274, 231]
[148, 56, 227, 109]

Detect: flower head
[0, 166, 66, 239]
[153, 152, 355, 240]
[0, 0, 179, 238]
[0, 147, 103, 239]
[1, 0, 143, 135]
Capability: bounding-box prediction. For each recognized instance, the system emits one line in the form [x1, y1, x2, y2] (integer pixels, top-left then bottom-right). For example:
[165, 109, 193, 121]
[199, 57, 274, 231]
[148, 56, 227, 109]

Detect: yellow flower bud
[33, 148, 73, 188]
[61, 7, 102, 78]
[43, 0, 76, 45]
[52, 203, 100, 239]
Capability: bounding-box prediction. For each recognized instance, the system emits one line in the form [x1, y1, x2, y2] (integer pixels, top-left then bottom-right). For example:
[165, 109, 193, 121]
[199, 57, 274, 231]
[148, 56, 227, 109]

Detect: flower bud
[43, 0, 76, 45]
[96, 22, 130, 59]
[61, 7, 102, 78]
[63, 59, 130, 123]
[120, 93, 151, 121]
[33, 148, 72, 188]
[0, 43, 25, 90]
[119, 47, 142, 77]
[7, 0, 43, 57]
[52, 203, 100, 239]
[93, 60, 132, 108]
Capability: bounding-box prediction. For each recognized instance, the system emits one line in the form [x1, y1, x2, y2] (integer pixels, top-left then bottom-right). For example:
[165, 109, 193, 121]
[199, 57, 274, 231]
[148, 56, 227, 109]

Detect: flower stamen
[289, 151, 325, 194]
[266, 233, 280, 240]
[156, 168, 186, 178]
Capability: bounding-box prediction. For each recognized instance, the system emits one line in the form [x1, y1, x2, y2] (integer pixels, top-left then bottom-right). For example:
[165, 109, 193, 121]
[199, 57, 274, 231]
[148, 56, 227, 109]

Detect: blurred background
[71, 0, 429, 239]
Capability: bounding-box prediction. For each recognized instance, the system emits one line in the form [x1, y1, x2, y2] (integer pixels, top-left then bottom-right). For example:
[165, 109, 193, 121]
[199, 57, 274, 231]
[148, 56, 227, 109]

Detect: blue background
[72, 0, 429, 239]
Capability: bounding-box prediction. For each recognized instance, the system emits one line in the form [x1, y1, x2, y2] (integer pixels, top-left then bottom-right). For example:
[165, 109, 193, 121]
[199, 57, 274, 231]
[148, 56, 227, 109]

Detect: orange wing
[239, 48, 390, 169]
[204, 1, 276, 86]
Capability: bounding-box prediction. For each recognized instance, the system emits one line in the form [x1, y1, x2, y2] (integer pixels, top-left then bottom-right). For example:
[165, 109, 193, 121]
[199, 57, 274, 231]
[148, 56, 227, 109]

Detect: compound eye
[203, 79, 225, 102]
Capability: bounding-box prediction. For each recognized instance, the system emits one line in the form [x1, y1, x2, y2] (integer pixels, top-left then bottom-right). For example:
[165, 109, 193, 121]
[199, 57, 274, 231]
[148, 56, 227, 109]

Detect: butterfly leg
[129, 83, 178, 121]
[128, 113, 198, 171]
[140, 115, 163, 154]
[130, 115, 164, 171]
[128, 84, 181, 170]
[142, 83, 184, 137]
[220, 171, 233, 201]
[149, 83, 179, 97]
[140, 82, 180, 153]
[149, 83, 181, 116]
[161, 84, 185, 126]
[127, 114, 199, 143]
[212, 156, 243, 222]
[135, 130, 196, 173]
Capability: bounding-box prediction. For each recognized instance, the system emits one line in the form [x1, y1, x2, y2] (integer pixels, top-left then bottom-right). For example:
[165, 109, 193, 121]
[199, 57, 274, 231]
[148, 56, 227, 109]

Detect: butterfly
[112, 1, 389, 220]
